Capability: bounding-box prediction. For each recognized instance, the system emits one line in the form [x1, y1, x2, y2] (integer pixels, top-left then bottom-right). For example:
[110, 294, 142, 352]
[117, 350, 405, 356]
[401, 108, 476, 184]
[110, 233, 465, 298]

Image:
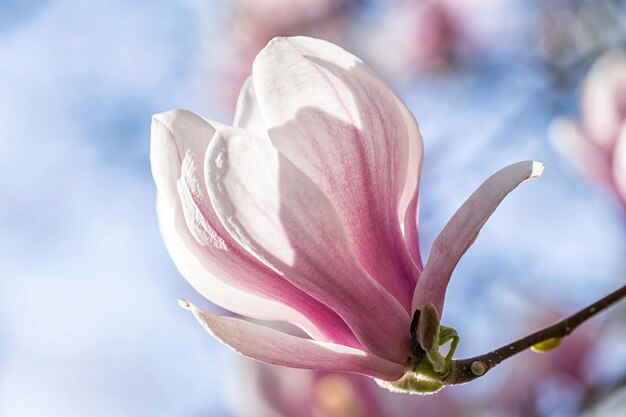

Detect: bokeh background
[1, 0, 626, 416]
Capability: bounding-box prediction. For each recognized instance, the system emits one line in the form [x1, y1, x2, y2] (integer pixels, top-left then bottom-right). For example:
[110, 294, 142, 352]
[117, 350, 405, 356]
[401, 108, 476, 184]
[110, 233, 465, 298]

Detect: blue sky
[0, 1, 231, 415]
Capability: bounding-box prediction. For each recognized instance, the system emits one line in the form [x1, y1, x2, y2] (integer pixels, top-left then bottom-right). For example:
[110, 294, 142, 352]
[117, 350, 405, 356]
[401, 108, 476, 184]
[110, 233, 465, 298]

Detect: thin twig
[443, 283, 626, 385]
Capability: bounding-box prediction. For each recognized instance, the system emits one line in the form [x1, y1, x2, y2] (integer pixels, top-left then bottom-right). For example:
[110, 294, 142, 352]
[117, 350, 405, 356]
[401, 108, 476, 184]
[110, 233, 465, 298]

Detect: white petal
[233, 76, 270, 140]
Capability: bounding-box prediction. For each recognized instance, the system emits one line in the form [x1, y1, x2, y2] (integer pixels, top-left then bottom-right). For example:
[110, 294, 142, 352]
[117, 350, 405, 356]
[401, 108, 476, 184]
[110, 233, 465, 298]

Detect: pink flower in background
[227, 314, 597, 417]
[550, 51, 626, 207]
[228, 362, 462, 417]
[151, 36, 542, 383]
[354, 0, 523, 83]
[358, 0, 460, 80]
[222, 299, 606, 416]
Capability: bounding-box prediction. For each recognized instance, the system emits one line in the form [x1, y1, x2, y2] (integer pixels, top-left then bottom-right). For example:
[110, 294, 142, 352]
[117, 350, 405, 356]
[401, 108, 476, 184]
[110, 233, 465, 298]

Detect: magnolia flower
[550, 50, 626, 208]
[151, 36, 543, 388]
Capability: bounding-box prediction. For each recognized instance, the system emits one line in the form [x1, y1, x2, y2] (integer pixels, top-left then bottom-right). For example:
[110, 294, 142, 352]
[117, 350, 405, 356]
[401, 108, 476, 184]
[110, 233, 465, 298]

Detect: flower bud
[531, 337, 562, 352]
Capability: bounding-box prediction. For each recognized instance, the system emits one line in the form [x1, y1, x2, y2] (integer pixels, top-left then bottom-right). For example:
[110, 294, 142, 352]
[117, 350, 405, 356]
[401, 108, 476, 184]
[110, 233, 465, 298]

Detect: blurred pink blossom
[226, 309, 600, 417]
[151, 36, 542, 382]
[357, 0, 519, 82]
[550, 50, 626, 207]
[228, 362, 462, 417]
[357, 0, 460, 80]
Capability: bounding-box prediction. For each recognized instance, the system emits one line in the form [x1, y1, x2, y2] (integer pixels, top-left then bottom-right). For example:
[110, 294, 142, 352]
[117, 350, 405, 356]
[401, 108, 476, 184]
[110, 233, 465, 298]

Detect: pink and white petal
[613, 124, 626, 206]
[205, 126, 411, 363]
[411, 161, 545, 315]
[233, 76, 270, 140]
[182, 300, 406, 381]
[252, 36, 420, 310]
[403, 194, 423, 271]
[151, 110, 360, 347]
[396, 96, 425, 271]
[581, 51, 626, 151]
[549, 117, 613, 185]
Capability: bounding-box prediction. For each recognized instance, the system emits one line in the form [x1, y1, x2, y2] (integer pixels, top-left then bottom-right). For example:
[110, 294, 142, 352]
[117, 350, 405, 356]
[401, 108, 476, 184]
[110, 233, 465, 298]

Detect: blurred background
[1, 0, 626, 416]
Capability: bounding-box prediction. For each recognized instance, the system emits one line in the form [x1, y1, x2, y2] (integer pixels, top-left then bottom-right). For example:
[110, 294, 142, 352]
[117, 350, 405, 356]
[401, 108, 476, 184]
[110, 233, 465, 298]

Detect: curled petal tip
[177, 298, 192, 311]
[151, 109, 180, 127]
[530, 161, 545, 179]
[269, 36, 286, 44]
[151, 112, 165, 125]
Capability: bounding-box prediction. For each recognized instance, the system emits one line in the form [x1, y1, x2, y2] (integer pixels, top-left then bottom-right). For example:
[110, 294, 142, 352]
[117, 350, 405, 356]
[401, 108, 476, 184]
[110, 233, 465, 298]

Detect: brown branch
[443, 283, 626, 385]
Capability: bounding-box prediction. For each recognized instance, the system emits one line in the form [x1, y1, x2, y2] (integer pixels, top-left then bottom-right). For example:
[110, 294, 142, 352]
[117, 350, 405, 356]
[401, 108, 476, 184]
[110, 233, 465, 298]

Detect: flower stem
[443, 283, 626, 385]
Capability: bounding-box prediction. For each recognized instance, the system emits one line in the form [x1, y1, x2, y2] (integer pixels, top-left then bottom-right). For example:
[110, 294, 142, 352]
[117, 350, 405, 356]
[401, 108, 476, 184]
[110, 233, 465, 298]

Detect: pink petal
[151, 109, 360, 347]
[205, 126, 411, 363]
[233, 76, 269, 140]
[613, 124, 626, 206]
[549, 117, 613, 185]
[411, 161, 545, 315]
[396, 96, 425, 271]
[181, 300, 406, 381]
[252, 36, 420, 310]
[581, 51, 626, 152]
